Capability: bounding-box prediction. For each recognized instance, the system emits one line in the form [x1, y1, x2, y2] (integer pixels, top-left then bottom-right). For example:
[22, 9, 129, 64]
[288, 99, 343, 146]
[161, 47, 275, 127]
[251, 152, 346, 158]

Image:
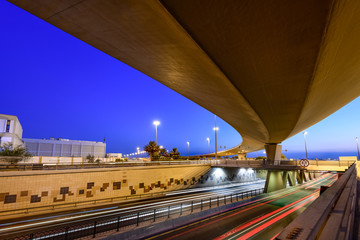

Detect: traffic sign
[299, 159, 309, 167]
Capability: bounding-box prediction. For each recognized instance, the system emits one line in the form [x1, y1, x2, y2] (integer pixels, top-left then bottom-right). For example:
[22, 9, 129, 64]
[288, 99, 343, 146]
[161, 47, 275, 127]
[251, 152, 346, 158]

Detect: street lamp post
[137, 147, 140, 154]
[303, 131, 308, 160]
[153, 120, 160, 144]
[206, 138, 210, 154]
[356, 137, 360, 160]
[214, 115, 218, 160]
[187, 141, 190, 157]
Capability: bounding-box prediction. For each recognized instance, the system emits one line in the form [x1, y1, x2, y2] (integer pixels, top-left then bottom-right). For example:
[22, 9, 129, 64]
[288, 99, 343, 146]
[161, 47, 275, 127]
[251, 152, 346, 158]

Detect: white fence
[1, 156, 118, 164]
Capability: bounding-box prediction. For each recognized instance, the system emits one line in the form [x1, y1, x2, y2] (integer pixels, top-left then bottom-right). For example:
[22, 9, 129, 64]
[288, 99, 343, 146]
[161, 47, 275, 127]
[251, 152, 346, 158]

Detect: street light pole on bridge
[214, 115, 218, 160]
[303, 131, 308, 160]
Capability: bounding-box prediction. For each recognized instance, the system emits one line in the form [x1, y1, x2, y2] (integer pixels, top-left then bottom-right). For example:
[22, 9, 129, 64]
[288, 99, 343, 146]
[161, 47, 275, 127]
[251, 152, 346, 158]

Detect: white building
[0, 113, 106, 158]
[0, 114, 24, 147]
[23, 138, 106, 158]
[106, 153, 123, 158]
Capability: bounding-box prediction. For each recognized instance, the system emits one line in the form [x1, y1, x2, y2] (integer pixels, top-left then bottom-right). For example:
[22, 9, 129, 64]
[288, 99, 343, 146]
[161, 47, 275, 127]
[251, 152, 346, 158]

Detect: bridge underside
[8, 0, 360, 154]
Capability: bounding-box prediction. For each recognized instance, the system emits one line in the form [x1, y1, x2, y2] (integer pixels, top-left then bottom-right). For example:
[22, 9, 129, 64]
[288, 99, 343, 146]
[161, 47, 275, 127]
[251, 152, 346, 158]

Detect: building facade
[106, 153, 123, 158]
[0, 114, 23, 147]
[23, 138, 106, 158]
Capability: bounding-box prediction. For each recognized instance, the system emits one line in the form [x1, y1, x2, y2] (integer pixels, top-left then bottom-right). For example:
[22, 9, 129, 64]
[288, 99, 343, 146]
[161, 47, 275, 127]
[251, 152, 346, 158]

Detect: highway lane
[0, 180, 265, 238]
[146, 173, 337, 240]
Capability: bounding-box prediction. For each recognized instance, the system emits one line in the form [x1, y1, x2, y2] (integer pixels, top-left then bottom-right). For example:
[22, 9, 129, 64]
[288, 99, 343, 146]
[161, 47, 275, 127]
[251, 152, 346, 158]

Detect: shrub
[0, 143, 32, 164]
[86, 154, 95, 163]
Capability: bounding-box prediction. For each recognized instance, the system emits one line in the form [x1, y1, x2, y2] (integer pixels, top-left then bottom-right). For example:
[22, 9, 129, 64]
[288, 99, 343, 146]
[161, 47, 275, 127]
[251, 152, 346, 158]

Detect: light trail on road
[147, 173, 337, 240]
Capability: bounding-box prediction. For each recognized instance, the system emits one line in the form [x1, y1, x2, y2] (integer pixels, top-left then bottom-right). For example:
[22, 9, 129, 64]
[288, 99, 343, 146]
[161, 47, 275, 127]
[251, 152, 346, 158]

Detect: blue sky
[1, 1, 359, 157]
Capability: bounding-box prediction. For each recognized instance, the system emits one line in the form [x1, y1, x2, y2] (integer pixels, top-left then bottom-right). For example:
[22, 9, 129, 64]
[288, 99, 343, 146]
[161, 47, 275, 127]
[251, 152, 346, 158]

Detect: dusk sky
[1, 1, 359, 158]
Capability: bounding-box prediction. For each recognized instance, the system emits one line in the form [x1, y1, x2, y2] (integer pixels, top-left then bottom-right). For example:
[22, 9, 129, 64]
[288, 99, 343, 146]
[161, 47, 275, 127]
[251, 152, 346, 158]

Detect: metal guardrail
[0, 159, 354, 172]
[2, 188, 264, 240]
[277, 163, 356, 240]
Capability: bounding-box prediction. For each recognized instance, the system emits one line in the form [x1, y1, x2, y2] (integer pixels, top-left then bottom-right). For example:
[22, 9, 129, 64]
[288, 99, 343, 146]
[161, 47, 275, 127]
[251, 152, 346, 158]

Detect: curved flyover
[9, 0, 360, 156]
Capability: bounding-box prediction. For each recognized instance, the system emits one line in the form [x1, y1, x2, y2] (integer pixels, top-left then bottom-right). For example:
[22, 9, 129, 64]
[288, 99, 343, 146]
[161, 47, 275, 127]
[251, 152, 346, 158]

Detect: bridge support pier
[303, 170, 309, 182]
[265, 143, 282, 165]
[264, 170, 314, 193]
[237, 153, 247, 160]
[296, 170, 304, 184]
[264, 171, 287, 193]
[287, 171, 297, 186]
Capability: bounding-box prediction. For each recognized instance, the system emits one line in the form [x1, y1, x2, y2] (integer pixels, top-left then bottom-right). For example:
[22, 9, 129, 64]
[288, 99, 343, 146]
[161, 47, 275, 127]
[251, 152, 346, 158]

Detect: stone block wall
[0, 165, 210, 211]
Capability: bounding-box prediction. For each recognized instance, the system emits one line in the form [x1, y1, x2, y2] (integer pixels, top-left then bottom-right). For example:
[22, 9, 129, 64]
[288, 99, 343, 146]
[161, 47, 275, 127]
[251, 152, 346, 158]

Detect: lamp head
[153, 120, 160, 126]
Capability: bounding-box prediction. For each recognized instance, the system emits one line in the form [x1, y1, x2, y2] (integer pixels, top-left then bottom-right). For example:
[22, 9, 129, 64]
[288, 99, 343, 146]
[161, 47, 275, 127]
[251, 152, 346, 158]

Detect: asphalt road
[146, 173, 337, 240]
[0, 180, 265, 238]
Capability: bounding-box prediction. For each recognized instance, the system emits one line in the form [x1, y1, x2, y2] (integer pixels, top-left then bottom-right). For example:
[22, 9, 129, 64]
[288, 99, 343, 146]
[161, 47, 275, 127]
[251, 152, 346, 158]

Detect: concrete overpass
[8, 0, 360, 162]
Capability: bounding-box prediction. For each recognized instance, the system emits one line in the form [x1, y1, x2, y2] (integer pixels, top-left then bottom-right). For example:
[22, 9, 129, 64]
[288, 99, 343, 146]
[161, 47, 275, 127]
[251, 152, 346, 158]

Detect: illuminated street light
[137, 147, 140, 154]
[214, 115, 218, 160]
[303, 131, 308, 160]
[187, 141, 190, 156]
[160, 145, 163, 149]
[153, 120, 160, 144]
[206, 137, 210, 154]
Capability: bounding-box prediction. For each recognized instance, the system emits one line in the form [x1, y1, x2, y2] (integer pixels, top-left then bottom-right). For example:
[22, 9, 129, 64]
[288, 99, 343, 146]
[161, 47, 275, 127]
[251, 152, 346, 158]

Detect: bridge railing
[276, 163, 357, 239]
[0, 159, 354, 172]
[0, 160, 217, 171]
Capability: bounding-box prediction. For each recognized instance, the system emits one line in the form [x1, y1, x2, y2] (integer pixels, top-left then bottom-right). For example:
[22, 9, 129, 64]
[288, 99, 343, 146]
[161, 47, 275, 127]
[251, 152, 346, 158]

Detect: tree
[86, 154, 95, 163]
[144, 141, 160, 160]
[0, 143, 32, 164]
[169, 148, 181, 159]
[159, 148, 169, 157]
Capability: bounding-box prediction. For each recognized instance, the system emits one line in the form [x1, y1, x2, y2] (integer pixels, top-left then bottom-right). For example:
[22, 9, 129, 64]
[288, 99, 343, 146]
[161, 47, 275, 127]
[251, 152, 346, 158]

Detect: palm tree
[86, 154, 95, 163]
[144, 141, 160, 160]
[159, 148, 168, 157]
[169, 148, 181, 159]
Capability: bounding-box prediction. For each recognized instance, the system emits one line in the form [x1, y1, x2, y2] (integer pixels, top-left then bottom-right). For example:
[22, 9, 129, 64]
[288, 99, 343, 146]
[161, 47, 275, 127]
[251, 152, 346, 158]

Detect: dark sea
[246, 151, 359, 160]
